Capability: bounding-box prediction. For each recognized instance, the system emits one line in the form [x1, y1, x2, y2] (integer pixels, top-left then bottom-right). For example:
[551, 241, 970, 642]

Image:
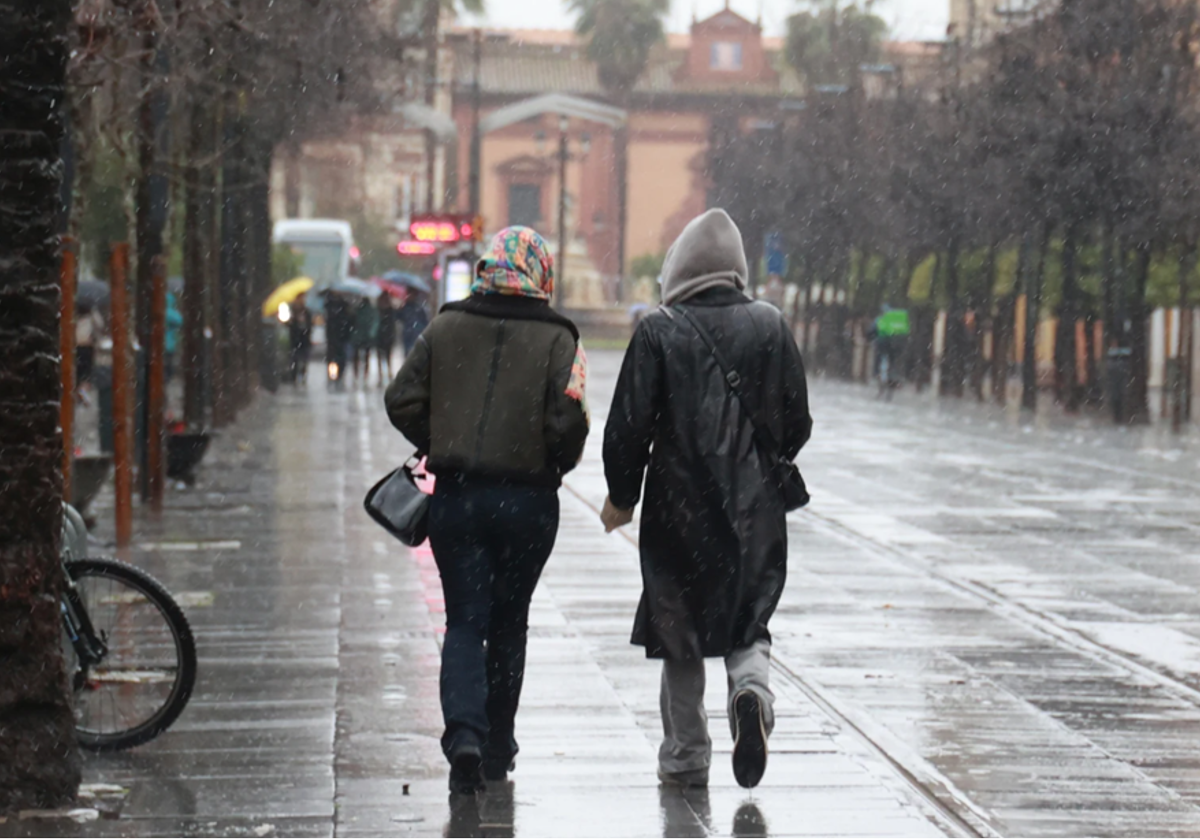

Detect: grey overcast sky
[459, 0, 948, 44]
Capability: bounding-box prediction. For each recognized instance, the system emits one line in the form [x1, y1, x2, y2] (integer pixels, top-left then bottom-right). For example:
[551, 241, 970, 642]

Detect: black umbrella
[76, 280, 110, 311]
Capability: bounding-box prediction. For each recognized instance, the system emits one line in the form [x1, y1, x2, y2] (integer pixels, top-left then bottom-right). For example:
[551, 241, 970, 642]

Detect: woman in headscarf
[385, 226, 590, 794]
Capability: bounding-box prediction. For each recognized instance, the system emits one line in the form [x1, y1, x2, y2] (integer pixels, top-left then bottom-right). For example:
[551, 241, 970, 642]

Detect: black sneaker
[449, 743, 484, 795]
[731, 690, 768, 789]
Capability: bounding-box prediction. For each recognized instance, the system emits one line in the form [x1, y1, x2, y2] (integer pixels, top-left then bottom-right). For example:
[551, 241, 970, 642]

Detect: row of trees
[1, 0, 427, 812]
[711, 0, 1199, 425]
[67, 0, 407, 429]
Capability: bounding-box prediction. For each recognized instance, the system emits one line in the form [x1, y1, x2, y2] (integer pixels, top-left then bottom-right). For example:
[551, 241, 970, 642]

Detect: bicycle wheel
[65, 558, 197, 751]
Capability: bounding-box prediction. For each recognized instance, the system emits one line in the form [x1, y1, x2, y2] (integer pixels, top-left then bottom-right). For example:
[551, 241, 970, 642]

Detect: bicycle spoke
[70, 567, 185, 741]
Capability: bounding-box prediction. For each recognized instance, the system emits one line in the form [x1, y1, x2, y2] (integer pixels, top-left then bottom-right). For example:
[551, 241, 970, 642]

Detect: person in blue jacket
[165, 292, 183, 382]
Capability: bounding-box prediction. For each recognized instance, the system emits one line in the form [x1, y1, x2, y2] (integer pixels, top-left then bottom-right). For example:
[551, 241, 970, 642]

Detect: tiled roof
[449, 34, 804, 99]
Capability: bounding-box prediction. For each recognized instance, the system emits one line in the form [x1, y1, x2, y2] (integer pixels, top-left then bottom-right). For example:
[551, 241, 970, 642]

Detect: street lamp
[537, 116, 589, 309]
[475, 94, 626, 308]
[556, 116, 569, 310]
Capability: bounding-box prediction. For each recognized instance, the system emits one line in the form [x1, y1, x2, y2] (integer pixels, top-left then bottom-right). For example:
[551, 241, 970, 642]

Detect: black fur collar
[441, 294, 580, 341]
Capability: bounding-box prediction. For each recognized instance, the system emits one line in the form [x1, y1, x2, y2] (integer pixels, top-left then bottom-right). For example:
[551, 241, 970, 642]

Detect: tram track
[568, 368, 1200, 837]
[562, 481, 999, 839]
[767, 655, 995, 838]
[566, 473, 1200, 837]
[803, 508, 1200, 710]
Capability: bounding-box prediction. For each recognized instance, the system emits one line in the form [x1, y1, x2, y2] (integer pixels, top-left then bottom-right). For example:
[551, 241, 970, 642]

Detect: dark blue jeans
[428, 477, 559, 767]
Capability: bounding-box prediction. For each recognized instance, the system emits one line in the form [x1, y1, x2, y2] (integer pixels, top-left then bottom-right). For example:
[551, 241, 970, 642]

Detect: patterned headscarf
[472, 226, 554, 300]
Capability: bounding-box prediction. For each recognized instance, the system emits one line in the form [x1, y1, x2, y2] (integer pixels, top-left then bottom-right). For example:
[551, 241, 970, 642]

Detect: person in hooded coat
[386, 226, 590, 795]
[601, 208, 811, 790]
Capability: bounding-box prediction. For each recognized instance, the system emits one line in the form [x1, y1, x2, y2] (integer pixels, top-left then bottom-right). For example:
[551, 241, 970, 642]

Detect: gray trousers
[658, 639, 775, 775]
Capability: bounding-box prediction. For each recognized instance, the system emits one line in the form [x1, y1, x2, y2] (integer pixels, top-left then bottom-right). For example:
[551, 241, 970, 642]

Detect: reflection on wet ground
[445, 785, 514, 838]
[8, 352, 1200, 837]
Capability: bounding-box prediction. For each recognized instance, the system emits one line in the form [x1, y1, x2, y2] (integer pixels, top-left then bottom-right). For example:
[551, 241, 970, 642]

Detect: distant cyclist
[873, 305, 910, 398]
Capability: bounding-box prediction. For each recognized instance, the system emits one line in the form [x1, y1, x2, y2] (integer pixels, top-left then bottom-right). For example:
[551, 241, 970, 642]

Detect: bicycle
[60, 504, 198, 751]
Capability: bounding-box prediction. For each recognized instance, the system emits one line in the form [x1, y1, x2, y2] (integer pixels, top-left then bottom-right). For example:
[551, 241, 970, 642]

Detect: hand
[601, 496, 634, 533]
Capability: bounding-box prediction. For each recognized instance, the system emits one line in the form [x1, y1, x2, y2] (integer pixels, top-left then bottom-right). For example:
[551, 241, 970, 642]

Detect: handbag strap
[674, 305, 784, 459]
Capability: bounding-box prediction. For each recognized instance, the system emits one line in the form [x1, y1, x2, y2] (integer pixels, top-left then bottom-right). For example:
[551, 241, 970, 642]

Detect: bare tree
[708, 0, 1200, 426]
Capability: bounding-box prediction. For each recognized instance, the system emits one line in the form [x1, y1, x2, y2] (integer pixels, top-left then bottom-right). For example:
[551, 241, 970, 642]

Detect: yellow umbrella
[261, 276, 314, 318]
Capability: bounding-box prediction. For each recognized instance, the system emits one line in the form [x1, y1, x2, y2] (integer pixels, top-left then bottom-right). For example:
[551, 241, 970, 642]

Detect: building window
[710, 41, 743, 71]
[508, 183, 541, 228]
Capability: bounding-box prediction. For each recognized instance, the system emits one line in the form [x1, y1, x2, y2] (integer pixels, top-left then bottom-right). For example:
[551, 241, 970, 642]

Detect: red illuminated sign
[411, 221, 458, 242]
[408, 214, 479, 244]
[397, 240, 438, 256]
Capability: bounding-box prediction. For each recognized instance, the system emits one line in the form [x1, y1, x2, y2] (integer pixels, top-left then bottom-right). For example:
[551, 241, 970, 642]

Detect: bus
[272, 219, 357, 291]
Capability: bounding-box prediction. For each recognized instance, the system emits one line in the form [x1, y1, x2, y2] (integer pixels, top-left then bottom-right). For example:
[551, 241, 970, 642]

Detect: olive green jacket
[385, 295, 589, 487]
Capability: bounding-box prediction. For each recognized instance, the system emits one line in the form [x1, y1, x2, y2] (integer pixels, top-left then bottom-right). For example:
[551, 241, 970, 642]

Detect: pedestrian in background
[602, 208, 812, 790]
[386, 226, 590, 794]
[323, 291, 351, 388]
[165, 291, 183, 382]
[75, 301, 100, 392]
[397, 289, 430, 356]
[374, 294, 396, 387]
[288, 292, 314, 385]
[351, 296, 376, 385]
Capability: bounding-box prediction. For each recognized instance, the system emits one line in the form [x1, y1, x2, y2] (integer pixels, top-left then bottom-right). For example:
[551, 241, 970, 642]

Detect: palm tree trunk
[1129, 241, 1153, 424]
[992, 293, 1014, 405]
[1055, 224, 1081, 411]
[0, 0, 83, 811]
[1176, 241, 1195, 430]
[1022, 226, 1049, 412]
[971, 244, 997, 401]
[135, 25, 169, 499]
[183, 90, 210, 429]
[940, 239, 966, 398]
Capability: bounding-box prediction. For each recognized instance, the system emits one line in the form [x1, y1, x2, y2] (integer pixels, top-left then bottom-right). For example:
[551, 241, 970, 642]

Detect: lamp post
[536, 116, 591, 309]
[468, 27, 482, 216]
[478, 95, 623, 308]
[556, 115, 568, 309]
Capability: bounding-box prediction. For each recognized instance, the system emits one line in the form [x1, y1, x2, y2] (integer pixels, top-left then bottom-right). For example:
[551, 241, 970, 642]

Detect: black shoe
[731, 690, 768, 789]
[483, 757, 515, 782]
[449, 743, 484, 795]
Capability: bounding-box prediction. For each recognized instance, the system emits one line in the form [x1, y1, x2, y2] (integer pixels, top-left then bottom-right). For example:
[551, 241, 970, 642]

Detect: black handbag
[676, 306, 810, 512]
[363, 454, 432, 546]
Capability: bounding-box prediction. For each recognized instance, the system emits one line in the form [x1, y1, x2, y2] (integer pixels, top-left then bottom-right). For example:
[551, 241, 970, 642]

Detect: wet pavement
[6, 351, 1200, 837]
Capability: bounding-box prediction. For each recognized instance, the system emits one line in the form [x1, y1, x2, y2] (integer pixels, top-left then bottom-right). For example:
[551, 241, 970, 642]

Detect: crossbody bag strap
[675, 306, 784, 457]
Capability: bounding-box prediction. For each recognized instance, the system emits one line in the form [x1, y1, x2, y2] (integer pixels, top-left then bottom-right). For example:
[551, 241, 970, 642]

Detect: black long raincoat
[604, 252, 811, 661]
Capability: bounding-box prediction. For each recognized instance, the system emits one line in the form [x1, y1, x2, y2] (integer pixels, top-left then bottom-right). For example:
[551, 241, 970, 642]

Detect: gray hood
[660, 208, 748, 305]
